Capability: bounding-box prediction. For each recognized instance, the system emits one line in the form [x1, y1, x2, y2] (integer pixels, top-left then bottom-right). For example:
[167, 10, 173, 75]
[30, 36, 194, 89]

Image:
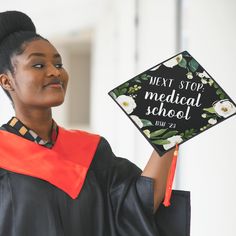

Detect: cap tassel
[163, 144, 179, 207]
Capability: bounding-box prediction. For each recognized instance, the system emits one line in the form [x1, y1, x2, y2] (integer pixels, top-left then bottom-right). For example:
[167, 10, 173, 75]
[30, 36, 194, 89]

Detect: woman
[0, 11, 190, 236]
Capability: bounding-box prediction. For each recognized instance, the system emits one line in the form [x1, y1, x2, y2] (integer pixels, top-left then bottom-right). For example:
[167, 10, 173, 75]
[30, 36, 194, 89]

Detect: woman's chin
[50, 99, 65, 107]
[42, 98, 65, 108]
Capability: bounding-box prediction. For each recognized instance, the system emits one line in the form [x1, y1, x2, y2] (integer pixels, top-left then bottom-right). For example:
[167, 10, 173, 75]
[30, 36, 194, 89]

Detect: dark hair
[0, 11, 46, 102]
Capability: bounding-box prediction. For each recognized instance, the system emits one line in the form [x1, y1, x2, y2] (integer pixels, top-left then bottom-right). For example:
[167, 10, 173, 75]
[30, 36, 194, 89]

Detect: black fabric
[0, 125, 191, 236]
[155, 191, 191, 236]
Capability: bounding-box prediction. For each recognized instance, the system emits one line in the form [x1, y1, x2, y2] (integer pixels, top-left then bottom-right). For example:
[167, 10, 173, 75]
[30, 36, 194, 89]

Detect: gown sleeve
[91, 137, 158, 235]
[90, 137, 191, 236]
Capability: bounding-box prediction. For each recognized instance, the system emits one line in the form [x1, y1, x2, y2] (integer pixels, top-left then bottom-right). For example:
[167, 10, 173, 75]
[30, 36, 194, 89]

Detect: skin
[0, 39, 68, 141]
[0, 39, 174, 212]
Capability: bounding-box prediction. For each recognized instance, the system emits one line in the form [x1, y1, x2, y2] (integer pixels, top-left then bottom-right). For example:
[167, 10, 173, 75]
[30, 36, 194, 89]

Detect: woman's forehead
[21, 39, 60, 59]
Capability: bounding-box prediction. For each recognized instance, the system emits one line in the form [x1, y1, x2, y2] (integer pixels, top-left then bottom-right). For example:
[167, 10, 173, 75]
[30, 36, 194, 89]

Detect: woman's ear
[0, 74, 14, 91]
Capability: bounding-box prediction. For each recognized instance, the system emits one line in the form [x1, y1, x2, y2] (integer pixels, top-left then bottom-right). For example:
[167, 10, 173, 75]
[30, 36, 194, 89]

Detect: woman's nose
[46, 64, 61, 77]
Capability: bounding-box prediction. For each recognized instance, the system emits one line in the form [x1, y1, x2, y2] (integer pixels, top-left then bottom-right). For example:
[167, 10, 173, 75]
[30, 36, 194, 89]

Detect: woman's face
[8, 39, 68, 109]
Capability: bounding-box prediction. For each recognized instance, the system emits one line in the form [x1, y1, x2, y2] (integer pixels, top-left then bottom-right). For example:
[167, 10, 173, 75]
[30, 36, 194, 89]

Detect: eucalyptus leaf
[188, 59, 199, 72]
[120, 88, 127, 94]
[140, 119, 153, 127]
[119, 82, 129, 89]
[216, 89, 222, 95]
[203, 107, 216, 114]
[141, 74, 149, 80]
[152, 139, 170, 145]
[109, 91, 117, 99]
[220, 94, 225, 99]
[150, 129, 167, 138]
[141, 74, 147, 78]
[183, 129, 196, 139]
[114, 88, 120, 96]
[185, 130, 190, 135]
[178, 58, 187, 68]
[161, 130, 179, 139]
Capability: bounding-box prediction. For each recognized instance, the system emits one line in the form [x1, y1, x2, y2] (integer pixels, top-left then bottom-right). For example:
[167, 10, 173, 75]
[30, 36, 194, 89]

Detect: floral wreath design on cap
[110, 52, 236, 152]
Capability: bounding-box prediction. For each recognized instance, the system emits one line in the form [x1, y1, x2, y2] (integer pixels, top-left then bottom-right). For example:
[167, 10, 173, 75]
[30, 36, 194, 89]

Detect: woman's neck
[14, 108, 53, 141]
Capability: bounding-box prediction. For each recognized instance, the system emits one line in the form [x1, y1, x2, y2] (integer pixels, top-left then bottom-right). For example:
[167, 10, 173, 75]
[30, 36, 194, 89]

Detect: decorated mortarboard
[108, 51, 236, 206]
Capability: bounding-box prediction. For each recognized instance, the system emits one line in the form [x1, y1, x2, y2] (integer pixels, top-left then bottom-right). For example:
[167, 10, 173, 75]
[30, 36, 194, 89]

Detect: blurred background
[1, 0, 236, 235]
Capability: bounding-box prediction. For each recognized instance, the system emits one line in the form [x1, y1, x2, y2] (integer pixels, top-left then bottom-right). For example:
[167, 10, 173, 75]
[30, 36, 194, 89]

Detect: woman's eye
[33, 64, 44, 68]
[55, 63, 63, 69]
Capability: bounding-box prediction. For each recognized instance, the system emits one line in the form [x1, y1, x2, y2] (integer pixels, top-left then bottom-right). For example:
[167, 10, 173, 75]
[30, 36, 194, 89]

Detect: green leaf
[140, 119, 153, 127]
[109, 91, 117, 99]
[203, 107, 216, 114]
[134, 79, 142, 83]
[188, 59, 199, 72]
[150, 129, 167, 138]
[120, 88, 127, 94]
[182, 129, 197, 139]
[178, 58, 187, 68]
[114, 88, 120, 96]
[119, 82, 129, 89]
[216, 89, 222, 95]
[213, 83, 219, 89]
[152, 139, 170, 145]
[220, 94, 225, 99]
[141, 74, 147, 78]
[161, 130, 179, 139]
[141, 74, 149, 80]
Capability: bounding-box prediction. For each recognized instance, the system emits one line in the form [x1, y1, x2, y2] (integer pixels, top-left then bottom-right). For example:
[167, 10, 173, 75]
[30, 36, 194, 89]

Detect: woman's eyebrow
[27, 52, 61, 59]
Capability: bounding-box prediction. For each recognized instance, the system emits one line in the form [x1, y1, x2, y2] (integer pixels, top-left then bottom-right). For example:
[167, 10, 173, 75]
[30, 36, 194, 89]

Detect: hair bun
[0, 11, 36, 43]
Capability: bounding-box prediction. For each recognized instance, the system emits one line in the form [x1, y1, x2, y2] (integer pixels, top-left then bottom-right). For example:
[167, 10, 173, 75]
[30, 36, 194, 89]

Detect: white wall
[178, 1, 236, 235]
[90, 0, 138, 162]
[0, 0, 104, 36]
[0, 89, 14, 123]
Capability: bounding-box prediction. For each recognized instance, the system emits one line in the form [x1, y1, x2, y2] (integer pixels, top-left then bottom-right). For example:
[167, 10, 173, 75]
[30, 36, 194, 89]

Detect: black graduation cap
[108, 51, 236, 156]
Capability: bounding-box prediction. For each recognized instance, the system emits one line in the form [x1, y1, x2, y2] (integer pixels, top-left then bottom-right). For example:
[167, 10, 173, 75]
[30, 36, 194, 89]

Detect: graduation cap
[108, 51, 236, 206]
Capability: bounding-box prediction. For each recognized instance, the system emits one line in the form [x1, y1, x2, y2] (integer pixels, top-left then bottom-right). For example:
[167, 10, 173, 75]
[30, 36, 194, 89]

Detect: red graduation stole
[0, 126, 101, 199]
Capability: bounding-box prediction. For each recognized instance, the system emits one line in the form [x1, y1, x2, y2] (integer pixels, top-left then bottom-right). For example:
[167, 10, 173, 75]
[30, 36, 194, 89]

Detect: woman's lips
[47, 84, 63, 88]
[44, 82, 63, 88]
[44, 78, 63, 88]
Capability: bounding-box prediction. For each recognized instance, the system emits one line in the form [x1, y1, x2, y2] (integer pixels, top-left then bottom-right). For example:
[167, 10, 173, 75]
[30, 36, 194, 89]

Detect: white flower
[208, 118, 217, 125]
[201, 113, 207, 118]
[209, 79, 214, 86]
[116, 95, 137, 114]
[143, 129, 151, 138]
[213, 100, 236, 118]
[186, 72, 193, 79]
[163, 54, 183, 68]
[197, 71, 210, 79]
[150, 65, 161, 71]
[201, 79, 208, 84]
[163, 135, 183, 150]
[130, 115, 143, 128]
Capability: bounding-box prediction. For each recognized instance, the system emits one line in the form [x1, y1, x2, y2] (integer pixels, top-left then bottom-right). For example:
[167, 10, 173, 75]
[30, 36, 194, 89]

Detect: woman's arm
[141, 149, 175, 212]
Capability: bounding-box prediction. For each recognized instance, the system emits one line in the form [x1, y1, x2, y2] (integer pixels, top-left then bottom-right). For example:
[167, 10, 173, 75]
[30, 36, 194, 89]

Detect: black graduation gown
[0, 126, 190, 236]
